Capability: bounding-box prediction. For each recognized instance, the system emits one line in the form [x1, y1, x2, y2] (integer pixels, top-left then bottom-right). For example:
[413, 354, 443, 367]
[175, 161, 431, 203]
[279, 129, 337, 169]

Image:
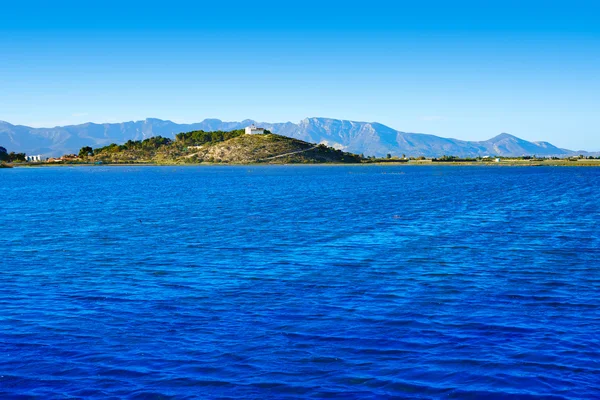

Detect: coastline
[10, 160, 600, 168]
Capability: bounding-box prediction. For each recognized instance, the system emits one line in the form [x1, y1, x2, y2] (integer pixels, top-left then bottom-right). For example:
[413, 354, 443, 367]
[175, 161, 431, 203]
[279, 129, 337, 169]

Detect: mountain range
[0, 117, 593, 158]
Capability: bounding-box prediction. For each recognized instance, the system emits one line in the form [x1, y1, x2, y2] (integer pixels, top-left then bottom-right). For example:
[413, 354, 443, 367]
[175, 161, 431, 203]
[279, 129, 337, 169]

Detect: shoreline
[9, 161, 600, 168]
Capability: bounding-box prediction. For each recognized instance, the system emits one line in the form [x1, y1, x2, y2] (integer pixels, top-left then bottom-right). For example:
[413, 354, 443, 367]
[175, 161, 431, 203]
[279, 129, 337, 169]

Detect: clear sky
[1, 0, 599, 150]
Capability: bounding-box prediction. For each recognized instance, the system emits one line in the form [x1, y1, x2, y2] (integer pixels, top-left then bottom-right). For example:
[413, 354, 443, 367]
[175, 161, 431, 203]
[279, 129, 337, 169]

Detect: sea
[1, 166, 599, 399]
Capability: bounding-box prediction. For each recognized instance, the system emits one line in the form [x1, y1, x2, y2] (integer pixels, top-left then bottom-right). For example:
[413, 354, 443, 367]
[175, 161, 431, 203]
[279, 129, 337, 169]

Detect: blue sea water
[1, 166, 599, 399]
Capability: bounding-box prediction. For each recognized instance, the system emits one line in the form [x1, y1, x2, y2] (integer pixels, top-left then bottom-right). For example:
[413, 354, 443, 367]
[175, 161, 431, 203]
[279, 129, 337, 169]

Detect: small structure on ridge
[245, 124, 265, 135]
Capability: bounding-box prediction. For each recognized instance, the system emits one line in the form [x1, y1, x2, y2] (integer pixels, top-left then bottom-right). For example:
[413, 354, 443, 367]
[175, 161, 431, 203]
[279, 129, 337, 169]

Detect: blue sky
[1, 0, 599, 150]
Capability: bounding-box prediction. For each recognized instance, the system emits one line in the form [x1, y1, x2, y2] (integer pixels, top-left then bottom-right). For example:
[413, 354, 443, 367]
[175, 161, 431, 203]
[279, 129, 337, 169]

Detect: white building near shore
[245, 124, 265, 135]
[25, 155, 43, 162]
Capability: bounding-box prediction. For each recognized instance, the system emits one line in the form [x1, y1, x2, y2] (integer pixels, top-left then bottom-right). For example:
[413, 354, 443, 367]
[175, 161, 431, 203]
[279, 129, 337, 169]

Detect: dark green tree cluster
[79, 146, 94, 158]
[94, 143, 121, 154]
[94, 136, 173, 154]
[175, 129, 246, 146]
[0, 151, 26, 162]
[124, 136, 172, 150]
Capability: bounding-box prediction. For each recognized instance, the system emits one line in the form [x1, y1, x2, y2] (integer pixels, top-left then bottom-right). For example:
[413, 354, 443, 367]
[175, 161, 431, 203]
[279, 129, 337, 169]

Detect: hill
[90, 131, 363, 164]
[1, 117, 594, 158]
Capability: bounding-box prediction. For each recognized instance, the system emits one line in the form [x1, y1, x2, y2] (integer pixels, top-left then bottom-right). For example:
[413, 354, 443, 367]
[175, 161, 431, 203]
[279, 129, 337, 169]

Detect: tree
[386, 153, 392, 159]
[7, 152, 26, 162]
[79, 146, 94, 158]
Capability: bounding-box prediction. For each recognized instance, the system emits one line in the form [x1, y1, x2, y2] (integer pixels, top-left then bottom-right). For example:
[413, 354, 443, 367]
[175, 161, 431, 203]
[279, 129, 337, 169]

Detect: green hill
[89, 131, 364, 164]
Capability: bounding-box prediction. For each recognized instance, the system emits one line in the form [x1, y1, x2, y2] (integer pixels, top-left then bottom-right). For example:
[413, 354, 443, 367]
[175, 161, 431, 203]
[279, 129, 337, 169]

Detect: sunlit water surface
[1, 166, 599, 399]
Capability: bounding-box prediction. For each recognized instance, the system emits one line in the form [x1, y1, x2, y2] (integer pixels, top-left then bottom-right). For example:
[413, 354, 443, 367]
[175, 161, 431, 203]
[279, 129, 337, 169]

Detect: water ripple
[1, 166, 599, 399]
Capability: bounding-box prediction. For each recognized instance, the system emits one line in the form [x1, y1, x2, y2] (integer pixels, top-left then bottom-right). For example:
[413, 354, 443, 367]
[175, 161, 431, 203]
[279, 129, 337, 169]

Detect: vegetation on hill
[82, 130, 364, 164]
[175, 129, 248, 145]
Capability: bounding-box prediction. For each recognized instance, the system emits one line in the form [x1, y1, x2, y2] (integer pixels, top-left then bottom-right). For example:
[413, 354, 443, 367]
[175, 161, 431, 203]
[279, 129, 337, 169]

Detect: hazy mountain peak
[143, 118, 175, 125]
[201, 118, 224, 124]
[490, 132, 519, 141]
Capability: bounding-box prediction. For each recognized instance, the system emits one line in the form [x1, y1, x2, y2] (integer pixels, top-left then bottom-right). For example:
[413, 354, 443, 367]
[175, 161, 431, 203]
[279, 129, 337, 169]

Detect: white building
[245, 124, 265, 135]
[25, 155, 43, 162]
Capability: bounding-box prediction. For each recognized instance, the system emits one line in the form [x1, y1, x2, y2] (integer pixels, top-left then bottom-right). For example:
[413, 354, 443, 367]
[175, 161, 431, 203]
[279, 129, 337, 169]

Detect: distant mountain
[0, 117, 591, 158]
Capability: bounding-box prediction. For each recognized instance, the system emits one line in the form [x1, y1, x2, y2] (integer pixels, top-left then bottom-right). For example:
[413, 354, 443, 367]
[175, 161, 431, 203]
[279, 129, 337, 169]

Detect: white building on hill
[245, 124, 265, 135]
